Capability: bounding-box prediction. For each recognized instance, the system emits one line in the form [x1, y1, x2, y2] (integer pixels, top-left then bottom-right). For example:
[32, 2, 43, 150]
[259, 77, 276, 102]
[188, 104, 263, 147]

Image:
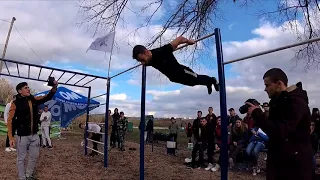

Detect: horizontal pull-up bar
[110, 64, 141, 79]
[109, 32, 216, 79]
[224, 36, 320, 65]
[90, 93, 107, 99]
[175, 32, 215, 51]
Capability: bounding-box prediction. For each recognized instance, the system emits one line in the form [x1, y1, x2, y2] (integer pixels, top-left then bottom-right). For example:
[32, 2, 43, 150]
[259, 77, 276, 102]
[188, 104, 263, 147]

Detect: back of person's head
[263, 68, 288, 86]
[132, 45, 147, 59]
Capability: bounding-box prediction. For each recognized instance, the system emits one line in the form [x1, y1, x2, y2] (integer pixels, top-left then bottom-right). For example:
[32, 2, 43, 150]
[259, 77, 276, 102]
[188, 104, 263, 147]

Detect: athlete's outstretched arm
[170, 36, 195, 50]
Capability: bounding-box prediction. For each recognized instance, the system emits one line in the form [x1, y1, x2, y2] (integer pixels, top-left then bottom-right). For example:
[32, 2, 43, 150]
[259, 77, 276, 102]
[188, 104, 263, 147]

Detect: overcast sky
[0, 1, 320, 119]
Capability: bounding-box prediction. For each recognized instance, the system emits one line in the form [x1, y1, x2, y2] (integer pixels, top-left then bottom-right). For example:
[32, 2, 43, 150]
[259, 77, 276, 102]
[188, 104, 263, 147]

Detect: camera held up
[239, 99, 260, 114]
[47, 76, 55, 87]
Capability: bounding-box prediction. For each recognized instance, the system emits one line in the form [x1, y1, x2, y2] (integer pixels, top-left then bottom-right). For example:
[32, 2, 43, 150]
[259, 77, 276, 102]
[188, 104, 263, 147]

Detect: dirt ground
[0, 132, 265, 180]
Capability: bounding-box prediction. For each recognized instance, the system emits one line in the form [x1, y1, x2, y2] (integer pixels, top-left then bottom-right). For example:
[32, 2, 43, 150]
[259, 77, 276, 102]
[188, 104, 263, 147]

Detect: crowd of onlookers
[142, 104, 320, 177]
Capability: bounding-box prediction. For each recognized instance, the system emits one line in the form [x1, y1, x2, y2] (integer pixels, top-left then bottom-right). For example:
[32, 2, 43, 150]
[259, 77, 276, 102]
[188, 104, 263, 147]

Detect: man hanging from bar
[132, 36, 219, 95]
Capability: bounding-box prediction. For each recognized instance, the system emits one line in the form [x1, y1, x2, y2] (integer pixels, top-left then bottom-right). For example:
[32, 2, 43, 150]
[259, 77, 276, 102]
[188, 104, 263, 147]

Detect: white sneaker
[205, 163, 214, 171]
[211, 164, 220, 172]
[228, 158, 234, 168]
[5, 147, 11, 152]
[10, 147, 16, 151]
[252, 167, 260, 176]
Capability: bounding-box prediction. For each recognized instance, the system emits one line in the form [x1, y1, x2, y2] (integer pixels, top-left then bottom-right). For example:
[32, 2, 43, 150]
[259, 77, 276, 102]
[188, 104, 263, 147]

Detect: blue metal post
[84, 86, 92, 156]
[140, 65, 146, 180]
[214, 28, 228, 180]
[104, 78, 111, 168]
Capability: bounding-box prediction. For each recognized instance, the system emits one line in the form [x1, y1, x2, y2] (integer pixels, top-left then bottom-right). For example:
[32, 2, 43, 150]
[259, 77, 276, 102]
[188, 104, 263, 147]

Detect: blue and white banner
[35, 87, 100, 128]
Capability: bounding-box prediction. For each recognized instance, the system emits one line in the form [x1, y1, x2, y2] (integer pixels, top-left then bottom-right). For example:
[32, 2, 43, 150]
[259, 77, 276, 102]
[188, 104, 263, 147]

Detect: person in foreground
[7, 81, 58, 180]
[132, 36, 219, 95]
[246, 68, 313, 180]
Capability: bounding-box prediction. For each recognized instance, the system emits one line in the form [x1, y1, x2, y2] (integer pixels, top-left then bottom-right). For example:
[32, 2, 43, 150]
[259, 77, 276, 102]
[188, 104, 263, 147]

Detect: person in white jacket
[4, 95, 16, 152]
[40, 105, 52, 148]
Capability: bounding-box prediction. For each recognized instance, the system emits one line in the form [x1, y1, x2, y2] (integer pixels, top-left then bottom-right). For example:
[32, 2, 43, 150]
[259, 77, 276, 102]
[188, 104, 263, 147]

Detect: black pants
[91, 133, 101, 151]
[207, 142, 215, 164]
[167, 64, 213, 86]
[146, 131, 153, 143]
[192, 142, 206, 165]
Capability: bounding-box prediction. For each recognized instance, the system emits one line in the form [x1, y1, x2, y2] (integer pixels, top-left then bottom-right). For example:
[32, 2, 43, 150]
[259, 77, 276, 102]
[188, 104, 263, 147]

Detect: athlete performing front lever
[132, 36, 219, 95]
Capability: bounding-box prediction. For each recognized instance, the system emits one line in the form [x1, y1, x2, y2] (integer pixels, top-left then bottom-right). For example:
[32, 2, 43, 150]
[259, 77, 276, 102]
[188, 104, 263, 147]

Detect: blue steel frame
[214, 28, 228, 180]
[100, 28, 228, 180]
[103, 64, 147, 179]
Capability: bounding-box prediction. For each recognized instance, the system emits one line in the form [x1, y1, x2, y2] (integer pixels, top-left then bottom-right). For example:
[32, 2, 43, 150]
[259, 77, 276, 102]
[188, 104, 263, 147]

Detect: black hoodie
[251, 83, 313, 180]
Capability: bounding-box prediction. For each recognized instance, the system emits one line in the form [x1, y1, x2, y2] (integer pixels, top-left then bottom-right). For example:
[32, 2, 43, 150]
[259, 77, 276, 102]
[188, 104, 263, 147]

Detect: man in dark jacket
[7, 81, 57, 180]
[146, 118, 154, 143]
[247, 68, 313, 180]
[189, 117, 214, 168]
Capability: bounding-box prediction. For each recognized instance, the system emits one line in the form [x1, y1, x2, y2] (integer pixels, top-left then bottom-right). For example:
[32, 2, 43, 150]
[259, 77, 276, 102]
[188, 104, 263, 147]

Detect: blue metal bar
[28, 65, 30, 78]
[57, 71, 65, 81]
[90, 93, 107, 100]
[38, 67, 42, 80]
[73, 75, 87, 85]
[82, 77, 97, 86]
[214, 28, 228, 180]
[104, 78, 111, 168]
[16, 63, 20, 76]
[84, 86, 91, 156]
[65, 73, 76, 84]
[140, 65, 146, 180]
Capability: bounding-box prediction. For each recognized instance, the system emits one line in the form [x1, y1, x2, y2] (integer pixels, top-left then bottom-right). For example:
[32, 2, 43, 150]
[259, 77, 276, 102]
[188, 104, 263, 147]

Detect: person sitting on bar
[132, 36, 219, 95]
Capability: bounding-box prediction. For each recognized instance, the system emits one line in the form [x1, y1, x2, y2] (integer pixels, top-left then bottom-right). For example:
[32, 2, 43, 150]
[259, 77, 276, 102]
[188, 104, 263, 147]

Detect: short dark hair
[263, 68, 288, 86]
[132, 45, 147, 59]
[217, 116, 221, 119]
[44, 105, 48, 108]
[171, 117, 175, 120]
[228, 108, 234, 112]
[209, 107, 213, 109]
[200, 117, 207, 121]
[197, 111, 202, 114]
[120, 111, 124, 115]
[78, 123, 83, 129]
[16, 82, 28, 92]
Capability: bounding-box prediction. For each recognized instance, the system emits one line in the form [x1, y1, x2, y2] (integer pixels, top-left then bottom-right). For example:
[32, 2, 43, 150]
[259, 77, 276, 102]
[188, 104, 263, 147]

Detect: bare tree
[78, 0, 320, 71]
[0, 78, 15, 104]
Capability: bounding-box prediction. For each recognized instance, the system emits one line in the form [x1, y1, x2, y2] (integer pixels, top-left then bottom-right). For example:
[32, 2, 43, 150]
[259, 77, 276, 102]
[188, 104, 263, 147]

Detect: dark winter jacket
[7, 88, 56, 141]
[192, 117, 201, 141]
[197, 124, 214, 143]
[231, 126, 248, 146]
[228, 114, 240, 127]
[252, 84, 313, 180]
[146, 119, 154, 132]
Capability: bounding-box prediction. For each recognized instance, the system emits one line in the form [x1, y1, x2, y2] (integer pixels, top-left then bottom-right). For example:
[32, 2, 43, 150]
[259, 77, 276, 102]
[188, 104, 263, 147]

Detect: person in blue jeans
[246, 127, 269, 176]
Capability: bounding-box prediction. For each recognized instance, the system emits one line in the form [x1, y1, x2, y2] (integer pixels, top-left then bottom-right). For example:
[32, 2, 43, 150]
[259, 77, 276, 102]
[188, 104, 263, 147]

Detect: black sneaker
[48, 146, 53, 149]
[212, 77, 219, 92]
[42, 145, 46, 148]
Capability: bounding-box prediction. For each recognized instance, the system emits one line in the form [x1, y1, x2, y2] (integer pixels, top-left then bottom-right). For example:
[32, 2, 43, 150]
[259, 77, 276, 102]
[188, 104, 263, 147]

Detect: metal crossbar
[224, 37, 320, 65]
[86, 138, 104, 145]
[86, 146, 104, 155]
[87, 130, 105, 135]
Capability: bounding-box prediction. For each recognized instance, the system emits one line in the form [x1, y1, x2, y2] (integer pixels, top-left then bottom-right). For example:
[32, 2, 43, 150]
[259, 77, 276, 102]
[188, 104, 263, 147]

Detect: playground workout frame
[86, 28, 320, 180]
[0, 57, 109, 157]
